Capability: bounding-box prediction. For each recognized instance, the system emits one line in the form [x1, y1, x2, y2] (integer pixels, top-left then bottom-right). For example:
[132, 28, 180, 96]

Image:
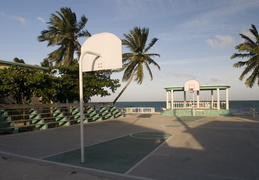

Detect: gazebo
[161, 80, 231, 116]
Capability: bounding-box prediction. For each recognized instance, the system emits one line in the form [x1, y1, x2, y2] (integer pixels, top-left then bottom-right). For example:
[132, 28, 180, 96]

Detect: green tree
[34, 72, 59, 103]
[113, 27, 160, 104]
[41, 58, 52, 67]
[231, 24, 259, 87]
[0, 64, 120, 104]
[13, 57, 25, 64]
[51, 64, 120, 102]
[38, 7, 91, 66]
[0, 66, 57, 104]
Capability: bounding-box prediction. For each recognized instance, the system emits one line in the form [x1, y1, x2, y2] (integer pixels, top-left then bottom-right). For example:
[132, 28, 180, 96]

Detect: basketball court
[1, 114, 259, 180]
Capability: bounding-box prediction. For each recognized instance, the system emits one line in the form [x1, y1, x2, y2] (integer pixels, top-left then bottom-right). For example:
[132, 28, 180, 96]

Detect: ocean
[115, 101, 259, 114]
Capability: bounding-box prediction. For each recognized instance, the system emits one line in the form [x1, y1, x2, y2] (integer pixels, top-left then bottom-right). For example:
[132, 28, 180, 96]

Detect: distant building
[162, 80, 231, 116]
[0, 59, 48, 70]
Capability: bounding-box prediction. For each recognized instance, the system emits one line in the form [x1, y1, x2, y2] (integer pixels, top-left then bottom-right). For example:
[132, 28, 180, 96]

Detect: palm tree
[38, 7, 91, 66]
[113, 27, 160, 104]
[231, 24, 259, 87]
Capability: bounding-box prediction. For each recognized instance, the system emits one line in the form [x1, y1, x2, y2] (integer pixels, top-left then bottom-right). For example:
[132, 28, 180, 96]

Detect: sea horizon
[114, 100, 259, 102]
[114, 100, 259, 114]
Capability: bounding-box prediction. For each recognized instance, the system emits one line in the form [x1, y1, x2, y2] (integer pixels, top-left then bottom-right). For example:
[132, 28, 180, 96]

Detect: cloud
[37, 17, 46, 24]
[205, 35, 235, 49]
[157, 32, 203, 42]
[0, 12, 27, 25]
[210, 78, 221, 83]
[110, 0, 169, 20]
[111, 0, 147, 19]
[0, 12, 6, 17]
[11, 16, 27, 25]
[160, 56, 217, 66]
[167, 72, 197, 79]
[179, 0, 259, 30]
[163, 0, 259, 43]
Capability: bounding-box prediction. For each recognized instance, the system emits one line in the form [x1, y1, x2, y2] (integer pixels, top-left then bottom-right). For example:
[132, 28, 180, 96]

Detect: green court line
[130, 132, 172, 139]
[43, 132, 172, 174]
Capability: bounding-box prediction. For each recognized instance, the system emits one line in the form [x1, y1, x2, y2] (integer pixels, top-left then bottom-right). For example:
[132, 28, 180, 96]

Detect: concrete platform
[1, 114, 259, 180]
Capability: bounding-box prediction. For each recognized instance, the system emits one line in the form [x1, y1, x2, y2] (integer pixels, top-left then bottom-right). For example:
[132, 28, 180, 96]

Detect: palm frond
[238, 56, 257, 80]
[77, 15, 87, 30]
[233, 61, 247, 68]
[113, 26, 160, 103]
[239, 34, 256, 46]
[145, 38, 158, 53]
[146, 56, 161, 70]
[250, 24, 259, 42]
[231, 24, 259, 88]
[231, 53, 254, 59]
[48, 47, 66, 65]
[121, 27, 160, 84]
[38, 7, 90, 66]
[123, 34, 137, 52]
[144, 61, 153, 80]
[122, 60, 137, 82]
[245, 65, 259, 88]
[135, 62, 144, 84]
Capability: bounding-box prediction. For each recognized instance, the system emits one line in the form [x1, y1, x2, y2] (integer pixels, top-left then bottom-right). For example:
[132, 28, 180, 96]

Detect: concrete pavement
[0, 114, 259, 180]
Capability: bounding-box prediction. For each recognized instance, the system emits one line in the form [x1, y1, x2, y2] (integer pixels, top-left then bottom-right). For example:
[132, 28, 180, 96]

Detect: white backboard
[184, 80, 200, 91]
[80, 32, 122, 72]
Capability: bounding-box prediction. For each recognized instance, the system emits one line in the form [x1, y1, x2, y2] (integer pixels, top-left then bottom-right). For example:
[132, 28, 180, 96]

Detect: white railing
[249, 108, 257, 117]
[168, 102, 226, 109]
[122, 107, 155, 113]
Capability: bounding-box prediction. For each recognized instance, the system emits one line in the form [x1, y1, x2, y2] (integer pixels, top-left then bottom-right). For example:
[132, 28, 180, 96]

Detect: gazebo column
[184, 91, 186, 108]
[197, 91, 200, 108]
[166, 91, 169, 109]
[217, 88, 220, 110]
[226, 88, 229, 110]
[211, 90, 214, 109]
[171, 90, 174, 109]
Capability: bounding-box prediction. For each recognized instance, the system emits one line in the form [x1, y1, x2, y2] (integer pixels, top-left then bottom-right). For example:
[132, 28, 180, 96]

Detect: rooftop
[0, 59, 48, 71]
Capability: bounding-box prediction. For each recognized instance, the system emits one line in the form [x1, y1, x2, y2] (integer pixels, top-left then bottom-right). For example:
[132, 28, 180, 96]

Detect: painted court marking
[126, 134, 174, 175]
[43, 132, 172, 174]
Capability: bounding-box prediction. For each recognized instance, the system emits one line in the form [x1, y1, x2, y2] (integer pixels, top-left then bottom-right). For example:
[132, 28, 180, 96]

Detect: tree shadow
[130, 115, 259, 179]
[1, 114, 259, 180]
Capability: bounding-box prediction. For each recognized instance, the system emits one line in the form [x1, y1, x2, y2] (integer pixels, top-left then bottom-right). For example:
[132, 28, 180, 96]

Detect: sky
[1, 0, 259, 102]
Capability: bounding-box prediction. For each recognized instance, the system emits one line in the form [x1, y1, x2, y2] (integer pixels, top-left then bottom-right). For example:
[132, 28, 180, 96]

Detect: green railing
[0, 103, 124, 134]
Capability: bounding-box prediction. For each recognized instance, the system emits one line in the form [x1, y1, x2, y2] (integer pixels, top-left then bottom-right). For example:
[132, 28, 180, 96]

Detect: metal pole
[79, 57, 85, 164]
[192, 91, 195, 116]
[79, 51, 101, 164]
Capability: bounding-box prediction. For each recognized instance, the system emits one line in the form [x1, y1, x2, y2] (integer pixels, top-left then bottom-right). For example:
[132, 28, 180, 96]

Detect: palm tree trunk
[113, 70, 136, 104]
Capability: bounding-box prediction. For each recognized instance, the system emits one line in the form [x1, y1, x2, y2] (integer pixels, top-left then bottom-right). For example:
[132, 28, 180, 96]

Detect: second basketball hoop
[184, 80, 200, 92]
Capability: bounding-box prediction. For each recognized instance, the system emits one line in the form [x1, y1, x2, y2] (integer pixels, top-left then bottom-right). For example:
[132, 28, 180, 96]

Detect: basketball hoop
[184, 80, 200, 92]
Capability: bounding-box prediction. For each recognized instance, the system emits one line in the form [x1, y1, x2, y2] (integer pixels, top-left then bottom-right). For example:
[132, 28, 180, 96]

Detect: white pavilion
[161, 80, 231, 116]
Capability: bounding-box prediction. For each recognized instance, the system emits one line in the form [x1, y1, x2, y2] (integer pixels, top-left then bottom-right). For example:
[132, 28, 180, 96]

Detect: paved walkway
[1, 114, 259, 180]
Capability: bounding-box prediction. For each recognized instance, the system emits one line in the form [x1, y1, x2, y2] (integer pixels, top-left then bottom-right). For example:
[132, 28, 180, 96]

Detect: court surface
[1, 114, 259, 180]
[44, 132, 172, 174]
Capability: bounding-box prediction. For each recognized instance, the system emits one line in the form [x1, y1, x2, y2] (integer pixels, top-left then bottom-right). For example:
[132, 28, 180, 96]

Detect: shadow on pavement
[0, 114, 259, 180]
